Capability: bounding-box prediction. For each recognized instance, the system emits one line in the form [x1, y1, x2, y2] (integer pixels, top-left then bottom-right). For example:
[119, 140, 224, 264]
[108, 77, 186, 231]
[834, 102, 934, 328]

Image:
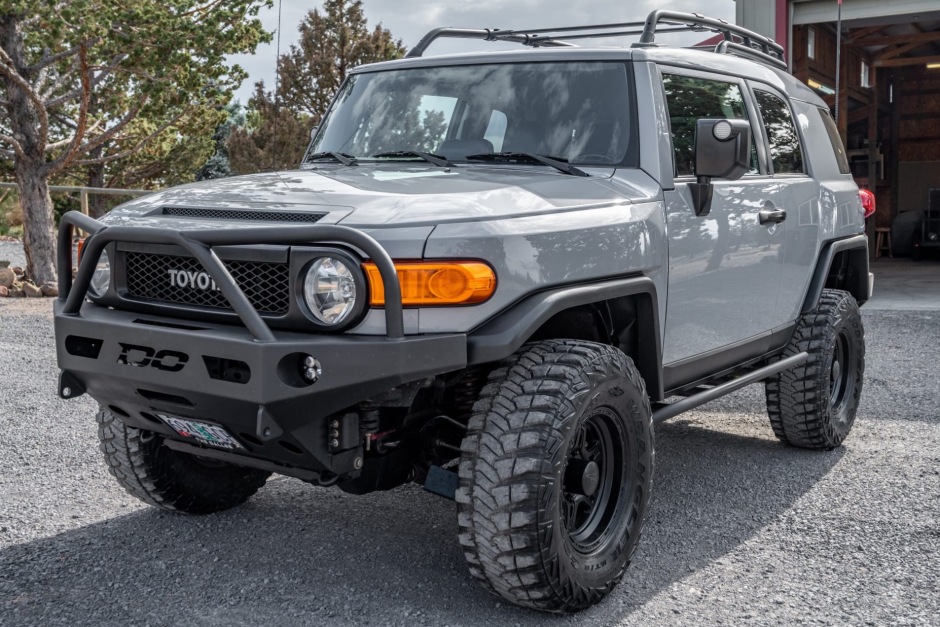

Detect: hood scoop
[162, 206, 327, 223]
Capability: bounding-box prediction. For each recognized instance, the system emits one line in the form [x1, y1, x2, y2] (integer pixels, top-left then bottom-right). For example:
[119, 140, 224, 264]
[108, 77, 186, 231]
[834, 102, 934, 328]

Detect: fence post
[80, 190, 89, 216]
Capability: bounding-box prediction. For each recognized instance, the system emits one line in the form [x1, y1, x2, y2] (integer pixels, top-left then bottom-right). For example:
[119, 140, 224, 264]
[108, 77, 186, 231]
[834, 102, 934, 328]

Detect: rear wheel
[97, 409, 271, 514]
[765, 289, 865, 450]
[456, 340, 653, 613]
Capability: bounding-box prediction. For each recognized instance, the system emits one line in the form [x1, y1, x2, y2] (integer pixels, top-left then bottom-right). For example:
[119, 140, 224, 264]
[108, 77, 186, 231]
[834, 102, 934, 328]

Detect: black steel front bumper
[54, 212, 467, 478]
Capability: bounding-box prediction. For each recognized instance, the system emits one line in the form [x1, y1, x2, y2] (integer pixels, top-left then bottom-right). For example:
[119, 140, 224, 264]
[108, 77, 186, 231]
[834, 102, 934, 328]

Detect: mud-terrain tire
[456, 339, 654, 613]
[765, 289, 865, 450]
[97, 409, 271, 514]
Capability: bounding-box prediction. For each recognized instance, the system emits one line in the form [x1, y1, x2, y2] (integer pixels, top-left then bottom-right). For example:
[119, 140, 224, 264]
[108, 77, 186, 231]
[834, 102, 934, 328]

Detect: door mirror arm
[690, 176, 714, 217]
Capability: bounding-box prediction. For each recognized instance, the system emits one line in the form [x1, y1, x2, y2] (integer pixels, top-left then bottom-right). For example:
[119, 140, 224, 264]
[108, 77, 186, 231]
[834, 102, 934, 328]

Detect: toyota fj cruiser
[53, 11, 872, 613]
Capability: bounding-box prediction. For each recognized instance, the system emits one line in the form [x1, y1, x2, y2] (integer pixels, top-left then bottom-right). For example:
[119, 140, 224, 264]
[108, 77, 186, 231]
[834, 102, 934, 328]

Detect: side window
[754, 90, 805, 174]
[662, 73, 758, 177]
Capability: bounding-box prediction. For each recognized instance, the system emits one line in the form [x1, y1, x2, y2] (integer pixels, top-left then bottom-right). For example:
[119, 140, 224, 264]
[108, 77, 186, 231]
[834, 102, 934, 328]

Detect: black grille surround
[124, 252, 290, 315]
[162, 207, 327, 223]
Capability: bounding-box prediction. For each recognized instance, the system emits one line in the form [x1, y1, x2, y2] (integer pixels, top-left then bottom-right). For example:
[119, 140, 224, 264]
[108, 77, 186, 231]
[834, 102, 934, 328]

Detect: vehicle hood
[107, 166, 660, 228]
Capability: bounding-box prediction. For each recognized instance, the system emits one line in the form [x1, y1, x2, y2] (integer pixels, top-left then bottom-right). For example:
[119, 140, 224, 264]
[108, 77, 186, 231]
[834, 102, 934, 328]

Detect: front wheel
[97, 410, 271, 514]
[456, 340, 654, 613]
[765, 289, 865, 449]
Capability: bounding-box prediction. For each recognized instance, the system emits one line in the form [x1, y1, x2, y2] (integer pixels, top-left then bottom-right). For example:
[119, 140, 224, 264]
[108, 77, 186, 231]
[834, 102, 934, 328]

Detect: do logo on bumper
[118, 343, 189, 372]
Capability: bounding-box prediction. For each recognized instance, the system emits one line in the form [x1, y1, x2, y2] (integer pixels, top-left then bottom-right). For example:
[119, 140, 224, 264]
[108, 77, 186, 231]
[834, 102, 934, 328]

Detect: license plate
[157, 414, 245, 450]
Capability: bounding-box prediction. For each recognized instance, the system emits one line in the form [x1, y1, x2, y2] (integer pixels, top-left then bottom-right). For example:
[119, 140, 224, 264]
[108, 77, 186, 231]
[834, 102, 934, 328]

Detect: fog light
[301, 355, 321, 383]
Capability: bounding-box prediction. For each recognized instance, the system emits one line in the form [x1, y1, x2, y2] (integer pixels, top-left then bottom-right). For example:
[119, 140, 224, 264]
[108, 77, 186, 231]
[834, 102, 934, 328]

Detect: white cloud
[228, 0, 736, 104]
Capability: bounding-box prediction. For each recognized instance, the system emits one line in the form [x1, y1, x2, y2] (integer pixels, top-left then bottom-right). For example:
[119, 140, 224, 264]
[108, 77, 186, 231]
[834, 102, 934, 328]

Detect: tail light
[76, 238, 87, 261]
[859, 189, 876, 219]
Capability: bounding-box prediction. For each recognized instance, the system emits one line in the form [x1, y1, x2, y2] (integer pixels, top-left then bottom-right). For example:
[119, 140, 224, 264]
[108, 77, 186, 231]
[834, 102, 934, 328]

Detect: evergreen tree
[278, 0, 405, 119]
[228, 0, 405, 174]
[196, 102, 245, 181]
[0, 1, 271, 283]
[227, 83, 311, 175]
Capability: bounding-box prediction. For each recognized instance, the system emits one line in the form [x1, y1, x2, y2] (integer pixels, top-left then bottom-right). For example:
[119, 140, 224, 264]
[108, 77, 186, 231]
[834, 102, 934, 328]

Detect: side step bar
[651, 352, 810, 424]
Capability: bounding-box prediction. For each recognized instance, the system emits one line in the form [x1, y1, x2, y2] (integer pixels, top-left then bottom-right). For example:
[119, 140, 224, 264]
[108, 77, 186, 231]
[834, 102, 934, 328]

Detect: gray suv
[53, 11, 871, 613]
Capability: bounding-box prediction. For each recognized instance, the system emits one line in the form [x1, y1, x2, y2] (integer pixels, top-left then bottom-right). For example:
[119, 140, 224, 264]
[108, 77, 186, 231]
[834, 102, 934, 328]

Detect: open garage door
[788, 0, 940, 257]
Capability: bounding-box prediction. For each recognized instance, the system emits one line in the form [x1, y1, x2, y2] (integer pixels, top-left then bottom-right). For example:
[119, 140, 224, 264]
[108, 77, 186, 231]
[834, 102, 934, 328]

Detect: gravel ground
[0, 241, 26, 269]
[0, 299, 938, 626]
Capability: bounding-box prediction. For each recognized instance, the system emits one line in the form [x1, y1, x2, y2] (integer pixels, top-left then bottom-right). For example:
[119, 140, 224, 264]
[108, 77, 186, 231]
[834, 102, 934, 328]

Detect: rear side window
[662, 73, 758, 177]
[818, 108, 851, 174]
[754, 90, 804, 174]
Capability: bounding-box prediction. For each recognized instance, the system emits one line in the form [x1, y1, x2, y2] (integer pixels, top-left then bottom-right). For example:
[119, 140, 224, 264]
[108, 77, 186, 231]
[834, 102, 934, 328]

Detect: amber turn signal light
[363, 261, 496, 306]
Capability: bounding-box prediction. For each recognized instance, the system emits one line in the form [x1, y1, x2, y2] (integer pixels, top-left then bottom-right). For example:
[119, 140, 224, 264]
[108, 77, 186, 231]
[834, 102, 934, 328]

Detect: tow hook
[58, 371, 86, 400]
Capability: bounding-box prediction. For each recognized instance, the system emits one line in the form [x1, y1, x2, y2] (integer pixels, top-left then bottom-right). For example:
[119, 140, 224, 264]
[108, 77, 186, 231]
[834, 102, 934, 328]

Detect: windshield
[309, 61, 636, 167]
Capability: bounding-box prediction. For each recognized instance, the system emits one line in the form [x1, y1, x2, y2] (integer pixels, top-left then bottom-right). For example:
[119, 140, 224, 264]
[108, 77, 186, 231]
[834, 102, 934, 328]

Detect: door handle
[759, 208, 787, 225]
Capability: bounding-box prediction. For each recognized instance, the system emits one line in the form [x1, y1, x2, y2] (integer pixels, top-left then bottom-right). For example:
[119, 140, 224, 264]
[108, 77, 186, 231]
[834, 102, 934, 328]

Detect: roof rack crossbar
[714, 40, 787, 70]
[406, 10, 788, 72]
[527, 26, 691, 42]
[505, 21, 647, 35]
[638, 10, 785, 62]
[407, 28, 576, 58]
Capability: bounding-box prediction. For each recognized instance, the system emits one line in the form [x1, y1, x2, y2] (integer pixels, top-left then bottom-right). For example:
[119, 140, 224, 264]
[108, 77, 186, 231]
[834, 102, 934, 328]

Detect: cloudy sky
[229, 0, 736, 104]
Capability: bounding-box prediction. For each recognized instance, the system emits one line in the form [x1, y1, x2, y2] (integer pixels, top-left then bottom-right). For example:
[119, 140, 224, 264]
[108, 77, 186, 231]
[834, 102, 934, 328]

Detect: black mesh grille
[162, 207, 326, 223]
[125, 252, 290, 315]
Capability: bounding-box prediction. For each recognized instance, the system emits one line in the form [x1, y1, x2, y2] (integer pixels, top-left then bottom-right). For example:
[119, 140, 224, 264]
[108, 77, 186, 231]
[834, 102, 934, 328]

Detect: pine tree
[278, 0, 405, 119]
[227, 0, 405, 174]
[0, 1, 271, 283]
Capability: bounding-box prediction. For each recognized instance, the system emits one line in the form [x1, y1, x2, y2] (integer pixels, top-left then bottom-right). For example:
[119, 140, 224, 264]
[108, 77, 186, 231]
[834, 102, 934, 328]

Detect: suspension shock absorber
[452, 367, 487, 422]
[358, 402, 380, 452]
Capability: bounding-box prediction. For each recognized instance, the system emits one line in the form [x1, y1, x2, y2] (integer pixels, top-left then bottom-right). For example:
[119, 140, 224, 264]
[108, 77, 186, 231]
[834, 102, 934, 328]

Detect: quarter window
[754, 90, 804, 174]
[662, 73, 758, 177]
[818, 108, 851, 174]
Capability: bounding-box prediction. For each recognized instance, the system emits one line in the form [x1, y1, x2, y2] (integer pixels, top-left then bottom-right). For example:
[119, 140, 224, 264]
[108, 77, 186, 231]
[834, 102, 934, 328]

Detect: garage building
[736, 0, 940, 257]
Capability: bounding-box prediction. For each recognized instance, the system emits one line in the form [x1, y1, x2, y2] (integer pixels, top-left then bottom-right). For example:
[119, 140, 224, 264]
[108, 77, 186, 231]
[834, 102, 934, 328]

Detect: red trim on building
[695, 34, 726, 47]
[776, 0, 789, 58]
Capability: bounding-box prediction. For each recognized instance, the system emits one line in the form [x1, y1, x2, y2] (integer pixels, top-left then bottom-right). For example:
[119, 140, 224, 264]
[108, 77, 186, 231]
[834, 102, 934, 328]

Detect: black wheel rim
[561, 407, 626, 553]
[830, 331, 852, 412]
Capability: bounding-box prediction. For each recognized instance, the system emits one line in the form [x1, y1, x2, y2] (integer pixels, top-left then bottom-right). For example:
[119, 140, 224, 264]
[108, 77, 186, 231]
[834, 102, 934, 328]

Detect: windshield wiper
[305, 151, 358, 166]
[372, 150, 453, 167]
[465, 152, 588, 177]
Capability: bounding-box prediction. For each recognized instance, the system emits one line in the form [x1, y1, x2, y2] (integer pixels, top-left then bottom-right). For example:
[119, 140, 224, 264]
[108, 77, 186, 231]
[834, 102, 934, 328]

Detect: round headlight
[88, 249, 111, 298]
[303, 257, 357, 325]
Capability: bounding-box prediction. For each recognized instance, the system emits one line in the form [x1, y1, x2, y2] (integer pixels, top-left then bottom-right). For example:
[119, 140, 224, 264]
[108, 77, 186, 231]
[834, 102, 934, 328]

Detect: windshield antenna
[271, 0, 283, 171]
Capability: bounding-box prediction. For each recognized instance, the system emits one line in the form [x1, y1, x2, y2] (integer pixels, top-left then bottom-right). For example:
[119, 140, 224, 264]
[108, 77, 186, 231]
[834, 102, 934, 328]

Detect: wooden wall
[896, 65, 940, 163]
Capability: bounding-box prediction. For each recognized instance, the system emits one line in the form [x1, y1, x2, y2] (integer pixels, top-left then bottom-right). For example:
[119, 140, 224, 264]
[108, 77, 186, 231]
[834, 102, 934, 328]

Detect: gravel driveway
[0, 299, 937, 626]
[0, 241, 26, 269]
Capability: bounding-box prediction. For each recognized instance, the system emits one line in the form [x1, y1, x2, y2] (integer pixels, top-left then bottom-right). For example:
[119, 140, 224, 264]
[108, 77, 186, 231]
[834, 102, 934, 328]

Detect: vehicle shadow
[0, 408, 844, 626]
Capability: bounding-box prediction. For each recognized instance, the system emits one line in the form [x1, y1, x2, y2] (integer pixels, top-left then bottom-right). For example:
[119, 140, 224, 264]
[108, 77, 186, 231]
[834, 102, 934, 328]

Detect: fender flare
[801, 234, 870, 314]
[466, 275, 663, 399]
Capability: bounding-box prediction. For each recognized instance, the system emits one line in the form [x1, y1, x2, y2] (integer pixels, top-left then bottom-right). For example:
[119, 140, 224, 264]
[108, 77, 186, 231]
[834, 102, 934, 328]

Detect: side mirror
[689, 119, 751, 216]
[309, 125, 319, 141]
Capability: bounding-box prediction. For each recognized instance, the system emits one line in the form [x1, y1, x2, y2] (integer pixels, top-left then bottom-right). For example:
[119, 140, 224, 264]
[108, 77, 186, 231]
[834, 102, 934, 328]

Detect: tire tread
[456, 339, 653, 612]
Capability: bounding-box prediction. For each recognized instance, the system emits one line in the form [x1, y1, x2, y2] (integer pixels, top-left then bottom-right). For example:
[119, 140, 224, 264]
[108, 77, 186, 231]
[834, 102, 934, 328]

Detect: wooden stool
[875, 227, 892, 258]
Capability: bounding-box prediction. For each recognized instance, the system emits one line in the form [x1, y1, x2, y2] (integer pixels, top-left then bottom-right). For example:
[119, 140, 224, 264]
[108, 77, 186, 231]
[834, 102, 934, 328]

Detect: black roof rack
[406, 10, 787, 71]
